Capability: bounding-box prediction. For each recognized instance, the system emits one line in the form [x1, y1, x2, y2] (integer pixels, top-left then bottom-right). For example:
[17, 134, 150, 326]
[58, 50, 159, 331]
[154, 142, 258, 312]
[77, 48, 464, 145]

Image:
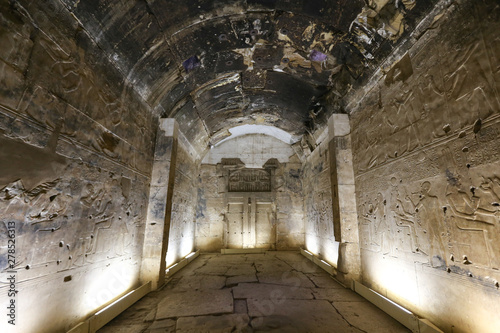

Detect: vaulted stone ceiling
[60, 0, 438, 150]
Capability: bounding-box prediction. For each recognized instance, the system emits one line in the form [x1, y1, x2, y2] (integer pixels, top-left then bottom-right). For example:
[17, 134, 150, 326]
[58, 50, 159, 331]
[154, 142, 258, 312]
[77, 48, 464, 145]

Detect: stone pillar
[328, 114, 361, 286]
[140, 119, 178, 290]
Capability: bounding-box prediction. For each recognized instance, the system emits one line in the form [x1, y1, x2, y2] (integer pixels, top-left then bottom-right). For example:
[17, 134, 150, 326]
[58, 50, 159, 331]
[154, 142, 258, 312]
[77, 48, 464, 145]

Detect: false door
[225, 194, 275, 249]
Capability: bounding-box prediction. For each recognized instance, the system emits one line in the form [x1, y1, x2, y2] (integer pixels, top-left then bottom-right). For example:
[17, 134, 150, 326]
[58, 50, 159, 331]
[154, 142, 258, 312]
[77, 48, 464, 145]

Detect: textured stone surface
[256, 270, 316, 288]
[99, 253, 409, 333]
[233, 283, 314, 300]
[248, 300, 363, 332]
[156, 290, 234, 319]
[2, 1, 499, 332]
[347, 1, 500, 332]
[176, 314, 251, 333]
[196, 156, 305, 252]
[226, 274, 258, 286]
[332, 301, 408, 333]
[302, 139, 340, 265]
[165, 140, 198, 268]
[0, 1, 155, 332]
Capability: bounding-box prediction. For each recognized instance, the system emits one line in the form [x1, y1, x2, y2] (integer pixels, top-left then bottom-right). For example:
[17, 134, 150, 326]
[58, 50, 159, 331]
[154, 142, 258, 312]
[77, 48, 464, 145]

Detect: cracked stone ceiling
[61, 0, 438, 152]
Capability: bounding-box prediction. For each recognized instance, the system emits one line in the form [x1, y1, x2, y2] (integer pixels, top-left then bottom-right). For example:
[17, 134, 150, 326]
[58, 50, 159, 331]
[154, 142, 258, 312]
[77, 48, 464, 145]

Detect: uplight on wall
[94, 290, 134, 316]
[321, 259, 332, 267]
[83, 261, 138, 315]
[305, 236, 320, 256]
[367, 257, 420, 310]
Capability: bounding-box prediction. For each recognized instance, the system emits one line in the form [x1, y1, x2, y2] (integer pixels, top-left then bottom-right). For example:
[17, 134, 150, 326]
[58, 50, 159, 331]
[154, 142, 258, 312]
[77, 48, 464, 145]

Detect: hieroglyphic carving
[446, 175, 500, 269]
[303, 149, 336, 252]
[228, 169, 271, 192]
[351, 2, 500, 294]
[166, 145, 197, 266]
[352, 10, 500, 175]
[361, 192, 392, 254]
[0, 4, 154, 331]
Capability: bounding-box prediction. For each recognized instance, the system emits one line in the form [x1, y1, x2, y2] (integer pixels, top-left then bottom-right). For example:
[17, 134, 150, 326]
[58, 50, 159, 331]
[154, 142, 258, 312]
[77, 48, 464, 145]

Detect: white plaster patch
[214, 124, 298, 147]
[203, 133, 295, 168]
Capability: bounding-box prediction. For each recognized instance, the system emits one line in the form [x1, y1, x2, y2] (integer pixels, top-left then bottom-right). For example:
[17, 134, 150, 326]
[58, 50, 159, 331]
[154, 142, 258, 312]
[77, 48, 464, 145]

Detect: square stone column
[140, 119, 178, 290]
[328, 114, 361, 285]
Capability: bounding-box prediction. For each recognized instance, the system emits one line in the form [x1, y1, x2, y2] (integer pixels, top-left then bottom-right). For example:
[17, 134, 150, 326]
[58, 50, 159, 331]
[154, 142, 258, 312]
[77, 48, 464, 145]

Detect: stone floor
[98, 252, 409, 332]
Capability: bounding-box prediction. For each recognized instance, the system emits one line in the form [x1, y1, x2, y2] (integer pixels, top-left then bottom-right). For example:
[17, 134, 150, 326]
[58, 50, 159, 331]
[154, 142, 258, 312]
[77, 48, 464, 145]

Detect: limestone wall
[196, 135, 305, 251]
[275, 156, 305, 250]
[348, 0, 500, 331]
[196, 164, 225, 252]
[302, 140, 339, 265]
[0, 2, 156, 332]
[165, 138, 198, 267]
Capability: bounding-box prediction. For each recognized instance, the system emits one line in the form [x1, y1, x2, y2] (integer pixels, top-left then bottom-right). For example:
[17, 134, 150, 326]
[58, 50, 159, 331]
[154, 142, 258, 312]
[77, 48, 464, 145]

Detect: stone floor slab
[167, 275, 226, 291]
[245, 253, 279, 262]
[273, 252, 306, 262]
[146, 319, 176, 332]
[332, 301, 410, 333]
[233, 282, 314, 300]
[248, 299, 360, 332]
[313, 288, 367, 302]
[257, 270, 315, 288]
[193, 264, 230, 275]
[234, 299, 248, 314]
[176, 314, 251, 333]
[286, 260, 324, 273]
[226, 263, 256, 276]
[254, 259, 292, 273]
[306, 273, 345, 288]
[156, 289, 233, 319]
[226, 274, 258, 286]
[99, 252, 410, 333]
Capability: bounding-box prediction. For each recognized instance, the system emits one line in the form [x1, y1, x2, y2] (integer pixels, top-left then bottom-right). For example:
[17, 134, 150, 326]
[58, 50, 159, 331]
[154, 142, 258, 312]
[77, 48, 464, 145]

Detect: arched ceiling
[60, 0, 438, 153]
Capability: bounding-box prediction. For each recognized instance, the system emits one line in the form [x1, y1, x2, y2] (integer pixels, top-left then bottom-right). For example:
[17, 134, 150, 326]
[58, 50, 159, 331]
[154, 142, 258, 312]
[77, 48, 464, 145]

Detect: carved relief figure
[361, 196, 380, 251]
[361, 192, 393, 254]
[446, 175, 500, 269]
[390, 178, 422, 256]
[80, 182, 115, 258]
[411, 181, 446, 264]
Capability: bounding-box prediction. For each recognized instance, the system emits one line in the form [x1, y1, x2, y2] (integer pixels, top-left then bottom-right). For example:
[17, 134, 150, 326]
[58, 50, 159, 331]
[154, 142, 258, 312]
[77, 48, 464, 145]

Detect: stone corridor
[99, 252, 408, 333]
[2, 1, 499, 331]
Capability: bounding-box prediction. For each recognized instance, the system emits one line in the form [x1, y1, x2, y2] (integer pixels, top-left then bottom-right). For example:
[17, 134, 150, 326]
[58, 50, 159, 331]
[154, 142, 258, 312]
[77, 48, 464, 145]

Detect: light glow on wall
[166, 235, 194, 268]
[305, 235, 320, 256]
[365, 256, 420, 310]
[83, 261, 138, 315]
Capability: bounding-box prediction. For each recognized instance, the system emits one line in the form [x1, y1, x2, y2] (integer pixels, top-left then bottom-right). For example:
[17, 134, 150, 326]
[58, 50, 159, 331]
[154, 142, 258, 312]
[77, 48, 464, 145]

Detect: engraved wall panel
[228, 169, 271, 192]
[165, 142, 198, 267]
[196, 155, 305, 252]
[275, 155, 305, 249]
[0, 2, 155, 332]
[303, 141, 339, 265]
[195, 164, 226, 251]
[256, 202, 275, 248]
[349, 1, 500, 331]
